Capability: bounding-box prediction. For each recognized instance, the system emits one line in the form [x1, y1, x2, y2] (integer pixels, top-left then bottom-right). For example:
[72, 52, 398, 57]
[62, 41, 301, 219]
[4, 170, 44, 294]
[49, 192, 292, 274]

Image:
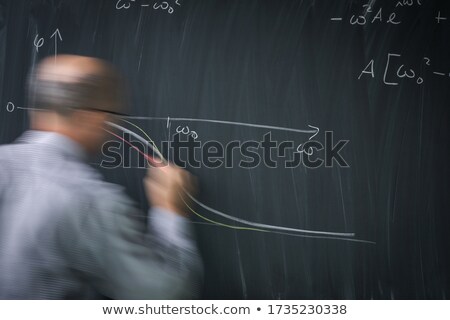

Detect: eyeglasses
[82, 107, 127, 117]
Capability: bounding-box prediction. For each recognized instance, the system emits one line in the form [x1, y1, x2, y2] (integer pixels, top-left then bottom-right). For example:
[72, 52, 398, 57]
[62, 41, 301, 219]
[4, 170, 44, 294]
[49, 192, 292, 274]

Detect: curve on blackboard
[105, 121, 371, 242]
[7, 105, 368, 242]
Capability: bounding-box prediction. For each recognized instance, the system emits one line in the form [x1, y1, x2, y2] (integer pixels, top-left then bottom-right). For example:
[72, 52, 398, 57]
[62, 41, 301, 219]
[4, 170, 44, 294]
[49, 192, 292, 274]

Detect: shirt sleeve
[60, 185, 203, 300]
[149, 207, 197, 250]
[0, 159, 8, 198]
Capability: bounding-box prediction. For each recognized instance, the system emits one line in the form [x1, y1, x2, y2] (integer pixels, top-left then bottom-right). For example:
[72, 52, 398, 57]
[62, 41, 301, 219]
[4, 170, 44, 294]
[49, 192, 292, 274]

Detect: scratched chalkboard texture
[0, 0, 449, 299]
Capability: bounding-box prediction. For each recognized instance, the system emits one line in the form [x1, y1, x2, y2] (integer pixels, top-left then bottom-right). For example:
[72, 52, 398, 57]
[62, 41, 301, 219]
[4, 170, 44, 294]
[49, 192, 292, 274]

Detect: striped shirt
[0, 130, 202, 299]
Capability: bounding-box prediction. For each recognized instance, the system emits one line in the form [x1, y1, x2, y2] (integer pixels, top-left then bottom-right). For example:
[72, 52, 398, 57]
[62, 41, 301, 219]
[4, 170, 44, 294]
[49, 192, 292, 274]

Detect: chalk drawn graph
[6, 103, 375, 244]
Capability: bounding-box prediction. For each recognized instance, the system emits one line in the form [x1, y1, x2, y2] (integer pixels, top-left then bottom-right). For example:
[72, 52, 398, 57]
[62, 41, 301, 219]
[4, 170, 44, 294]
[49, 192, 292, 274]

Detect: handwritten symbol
[153, 1, 175, 14]
[176, 126, 199, 139]
[33, 35, 44, 52]
[387, 12, 401, 25]
[423, 57, 431, 66]
[6, 102, 15, 113]
[296, 144, 314, 156]
[435, 11, 447, 23]
[362, 3, 373, 13]
[396, 0, 422, 7]
[116, 0, 135, 10]
[350, 15, 366, 25]
[396, 64, 416, 79]
[176, 125, 189, 135]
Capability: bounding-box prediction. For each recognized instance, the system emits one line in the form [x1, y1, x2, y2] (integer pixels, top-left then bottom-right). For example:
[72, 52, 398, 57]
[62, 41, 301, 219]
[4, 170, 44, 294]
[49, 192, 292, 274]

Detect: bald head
[36, 55, 105, 81]
[28, 55, 127, 154]
[28, 55, 126, 115]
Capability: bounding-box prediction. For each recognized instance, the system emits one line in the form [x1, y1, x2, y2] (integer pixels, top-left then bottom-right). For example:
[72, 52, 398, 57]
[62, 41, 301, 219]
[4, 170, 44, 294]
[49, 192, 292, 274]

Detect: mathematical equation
[116, 0, 182, 14]
[358, 53, 450, 86]
[330, 1, 448, 26]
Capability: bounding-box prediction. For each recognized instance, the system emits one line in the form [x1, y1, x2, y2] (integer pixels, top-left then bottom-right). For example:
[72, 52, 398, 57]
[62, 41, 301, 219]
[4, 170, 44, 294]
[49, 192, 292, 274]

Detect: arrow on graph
[50, 28, 62, 60]
[122, 115, 321, 140]
[307, 125, 319, 140]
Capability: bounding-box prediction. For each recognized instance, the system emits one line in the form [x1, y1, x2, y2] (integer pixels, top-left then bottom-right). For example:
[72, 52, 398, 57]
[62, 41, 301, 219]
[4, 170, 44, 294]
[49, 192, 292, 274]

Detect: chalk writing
[33, 35, 44, 52]
[116, 0, 182, 14]
[435, 11, 447, 24]
[331, 1, 447, 26]
[358, 54, 450, 86]
[32, 29, 63, 59]
[6, 102, 15, 113]
[176, 125, 198, 139]
[395, 0, 422, 7]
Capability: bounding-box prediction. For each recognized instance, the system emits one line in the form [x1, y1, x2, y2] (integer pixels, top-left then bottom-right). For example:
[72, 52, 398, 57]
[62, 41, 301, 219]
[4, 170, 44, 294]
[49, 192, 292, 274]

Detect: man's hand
[144, 163, 197, 217]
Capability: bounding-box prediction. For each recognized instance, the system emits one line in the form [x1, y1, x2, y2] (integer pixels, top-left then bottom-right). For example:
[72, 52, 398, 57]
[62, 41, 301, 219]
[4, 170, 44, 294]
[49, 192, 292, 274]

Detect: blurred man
[0, 55, 202, 299]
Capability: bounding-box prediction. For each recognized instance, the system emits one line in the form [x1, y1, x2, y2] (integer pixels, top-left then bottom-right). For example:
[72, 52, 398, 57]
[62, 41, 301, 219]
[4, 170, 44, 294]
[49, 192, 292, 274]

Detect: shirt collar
[16, 130, 88, 162]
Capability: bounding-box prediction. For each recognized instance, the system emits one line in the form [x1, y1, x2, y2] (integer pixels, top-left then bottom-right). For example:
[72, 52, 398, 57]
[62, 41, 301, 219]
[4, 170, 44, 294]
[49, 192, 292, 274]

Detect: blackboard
[1, 0, 449, 299]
